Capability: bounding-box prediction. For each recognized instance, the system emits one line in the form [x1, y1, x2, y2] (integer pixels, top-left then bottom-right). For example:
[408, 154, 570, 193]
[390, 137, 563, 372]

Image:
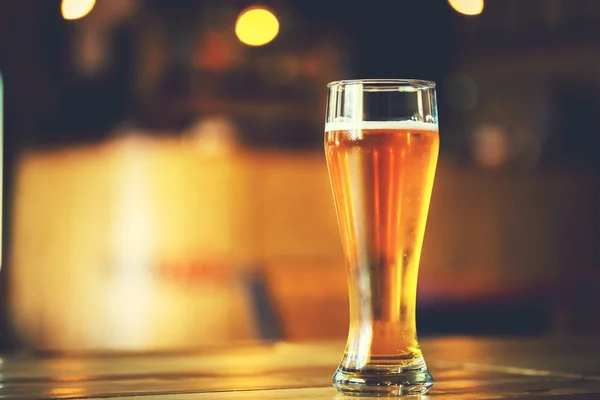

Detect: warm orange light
[235, 7, 279, 46]
[61, 0, 96, 20]
[448, 0, 484, 16]
[50, 387, 86, 397]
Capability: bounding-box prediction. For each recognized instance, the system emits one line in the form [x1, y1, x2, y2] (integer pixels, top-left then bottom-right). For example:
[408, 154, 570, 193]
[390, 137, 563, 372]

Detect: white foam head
[325, 120, 438, 132]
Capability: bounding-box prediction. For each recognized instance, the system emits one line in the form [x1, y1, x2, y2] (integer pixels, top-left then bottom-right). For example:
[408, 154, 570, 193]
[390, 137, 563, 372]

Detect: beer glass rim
[327, 79, 436, 91]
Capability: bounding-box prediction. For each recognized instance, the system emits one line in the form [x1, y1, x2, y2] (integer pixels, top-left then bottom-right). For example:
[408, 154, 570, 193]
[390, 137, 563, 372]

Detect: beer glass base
[332, 357, 433, 396]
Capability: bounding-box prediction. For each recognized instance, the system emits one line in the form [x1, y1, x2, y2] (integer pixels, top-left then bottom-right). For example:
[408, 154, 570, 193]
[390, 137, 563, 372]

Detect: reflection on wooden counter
[8, 134, 599, 350]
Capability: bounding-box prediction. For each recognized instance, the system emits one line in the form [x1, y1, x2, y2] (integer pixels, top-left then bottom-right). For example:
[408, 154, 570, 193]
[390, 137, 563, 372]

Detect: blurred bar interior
[0, 0, 598, 352]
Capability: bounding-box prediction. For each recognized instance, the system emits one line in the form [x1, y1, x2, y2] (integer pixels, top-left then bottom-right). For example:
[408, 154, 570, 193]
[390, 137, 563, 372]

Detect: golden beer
[325, 79, 439, 396]
[326, 121, 438, 358]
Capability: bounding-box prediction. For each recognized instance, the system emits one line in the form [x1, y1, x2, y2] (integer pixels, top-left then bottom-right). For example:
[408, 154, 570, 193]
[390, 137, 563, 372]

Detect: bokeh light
[472, 125, 508, 168]
[235, 7, 279, 46]
[61, 0, 96, 20]
[448, 0, 484, 16]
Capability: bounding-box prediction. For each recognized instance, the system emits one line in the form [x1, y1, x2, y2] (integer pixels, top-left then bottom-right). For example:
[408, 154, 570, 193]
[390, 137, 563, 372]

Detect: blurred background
[0, 0, 598, 352]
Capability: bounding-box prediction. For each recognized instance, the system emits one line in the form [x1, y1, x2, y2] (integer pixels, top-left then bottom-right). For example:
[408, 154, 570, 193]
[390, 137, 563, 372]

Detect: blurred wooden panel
[263, 262, 348, 340]
[8, 138, 599, 349]
[258, 152, 341, 262]
[9, 136, 258, 351]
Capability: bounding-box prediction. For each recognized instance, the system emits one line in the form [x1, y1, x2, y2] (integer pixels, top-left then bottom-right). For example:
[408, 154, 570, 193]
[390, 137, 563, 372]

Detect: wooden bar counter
[1, 335, 599, 399]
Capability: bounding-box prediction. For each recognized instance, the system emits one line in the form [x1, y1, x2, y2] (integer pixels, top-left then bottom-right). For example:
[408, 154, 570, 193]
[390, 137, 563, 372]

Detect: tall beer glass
[325, 79, 438, 395]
